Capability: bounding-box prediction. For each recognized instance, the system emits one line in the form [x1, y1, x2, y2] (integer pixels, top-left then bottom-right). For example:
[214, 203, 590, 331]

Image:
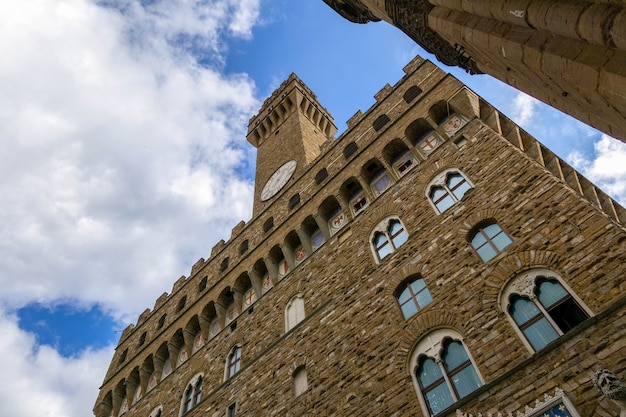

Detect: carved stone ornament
[508, 273, 536, 298]
[321, 0, 381, 24]
[593, 369, 626, 416]
[385, 0, 482, 74]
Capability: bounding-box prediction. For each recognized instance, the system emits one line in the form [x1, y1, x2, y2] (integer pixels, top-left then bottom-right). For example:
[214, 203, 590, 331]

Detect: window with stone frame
[226, 402, 237, 417]
[363, 159, 393, 197]
[157, 314, 166, 330]
[371, 217, 409, 262]
[293, 366, 308, 397]
[502, 269, 590, 352]
[396, 275, 433, 320]
[392, 151, 416, 177]
[410, 330, 483, 416]
[181, 375, 203, 415]
[427, 170, 473, 213]
[469, 221, 512, 262]
[285, 295, 305, 332]
[226, 346, 242, 379]
[138, 331, 147, 346]
[149, 406, 163, 417]
[342, 178, 369, 217]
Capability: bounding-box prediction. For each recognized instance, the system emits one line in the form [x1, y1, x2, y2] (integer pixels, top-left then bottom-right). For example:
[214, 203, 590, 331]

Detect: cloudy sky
[1, 1, 625, 416]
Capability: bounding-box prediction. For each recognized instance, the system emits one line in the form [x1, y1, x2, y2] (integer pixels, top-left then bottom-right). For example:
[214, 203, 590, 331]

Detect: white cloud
[0, 309, 113, 417]
[229, 0, 261, 37]
[568, 135, 626, 205]
[0, 0, 261, 314]
[511, 92, 538, 126]
[0, 0, 260, 415]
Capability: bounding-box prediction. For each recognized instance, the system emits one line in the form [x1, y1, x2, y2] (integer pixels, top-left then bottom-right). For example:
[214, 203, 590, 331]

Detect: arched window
[403, 85, 422, 103]
[157, 314, 166, 330]
[227, 346, 242, 379]
[502, 270, 590, 352]
[219, 287, 238, 325]
[469, 221, 512, 262]
[396, 276, 432, 320]
[227, 402, 237, 417]
[341, 178, 369, 217]
[362, 159, 393, 197]
[198, 276, 208, 292]
[411, 330, 483, 416]
[373, 114, 390, 131]
[138, 331, 147, 346]
[177, 296, 187, 312]
[149, 406, 163, 417]
[181, 375, 202, 415]
[285, 296, 305, 332]
[428, 170, 473, 213]
[383, 139, 416, 177]
[293, 366, 308, 397]
[371, 218, 409, 262]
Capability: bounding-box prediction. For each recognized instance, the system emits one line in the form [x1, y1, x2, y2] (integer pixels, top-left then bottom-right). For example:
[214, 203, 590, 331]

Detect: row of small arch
[126, 108, 471, 362]
[98, 290, 308, 417]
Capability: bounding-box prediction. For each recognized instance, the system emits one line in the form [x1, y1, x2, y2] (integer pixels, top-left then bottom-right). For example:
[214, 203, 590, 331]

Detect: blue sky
[1, 1, 625, 416]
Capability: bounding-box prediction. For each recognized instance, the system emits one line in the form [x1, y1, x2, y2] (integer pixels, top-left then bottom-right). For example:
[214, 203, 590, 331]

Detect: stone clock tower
[247, 74, 337, 215]
[94, 56, 626, 417]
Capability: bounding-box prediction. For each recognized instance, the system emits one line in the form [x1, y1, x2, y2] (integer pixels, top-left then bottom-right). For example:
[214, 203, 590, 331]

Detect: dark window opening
[288, 193, 301, 209]
[157, 314, 166, 330]
[343, 142, 358, 159]
[118, 348, 128, 364]
[403, 86, 422, 103]
[138, 331, 147, 346]
[373, 114, 390, 131]
[199, 276, 208, 292]
[315, 168, 328, 184]
[220, 257, 229, 272]
[177, 296, 187, 312]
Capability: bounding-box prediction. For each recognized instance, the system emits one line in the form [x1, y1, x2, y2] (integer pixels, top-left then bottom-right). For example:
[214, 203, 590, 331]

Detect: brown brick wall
[95, 56, 626, 417]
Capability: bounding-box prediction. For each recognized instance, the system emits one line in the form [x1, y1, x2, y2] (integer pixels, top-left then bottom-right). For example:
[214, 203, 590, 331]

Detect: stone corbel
[594, 369, 626, 417]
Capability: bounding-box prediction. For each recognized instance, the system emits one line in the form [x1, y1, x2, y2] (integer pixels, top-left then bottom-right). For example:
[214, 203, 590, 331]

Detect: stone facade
[94, 56, 626, 417]
[323, 0, 626, 143]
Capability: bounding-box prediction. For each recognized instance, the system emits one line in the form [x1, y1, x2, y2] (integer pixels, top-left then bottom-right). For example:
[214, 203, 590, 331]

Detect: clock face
[261, 160, 297, 201]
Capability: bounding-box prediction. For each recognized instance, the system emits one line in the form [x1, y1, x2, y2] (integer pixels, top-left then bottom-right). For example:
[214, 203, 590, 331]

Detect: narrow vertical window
[226, 402, 237, 417]
[285, 296, 305, 331]
[293, 366, 308, 397]
[417, 357, 454, 414]
[181, 375, 203, 414]
[227, 347, 241, 378]
[193, 377, 202, 405]
[442, 341, 482, 399]
[183, 385, 193, 413]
